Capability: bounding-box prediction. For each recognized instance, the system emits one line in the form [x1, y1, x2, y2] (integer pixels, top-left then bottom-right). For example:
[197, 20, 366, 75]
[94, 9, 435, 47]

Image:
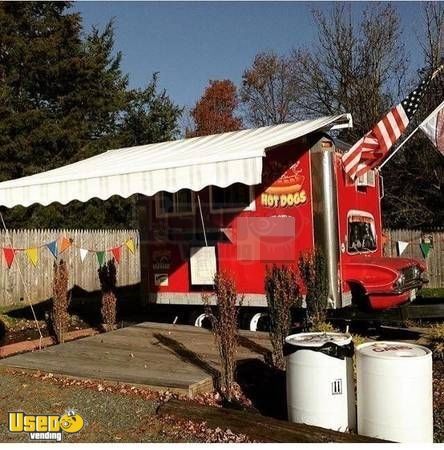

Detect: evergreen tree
[0, 2, 181, 229]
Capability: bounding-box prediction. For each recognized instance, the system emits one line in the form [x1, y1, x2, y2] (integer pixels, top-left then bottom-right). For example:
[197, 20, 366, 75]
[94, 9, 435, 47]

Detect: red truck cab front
[334, 144, 426, 310]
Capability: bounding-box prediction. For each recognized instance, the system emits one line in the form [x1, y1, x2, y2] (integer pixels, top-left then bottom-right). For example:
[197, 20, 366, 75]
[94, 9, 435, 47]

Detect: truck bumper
[368, 288, 418, 310]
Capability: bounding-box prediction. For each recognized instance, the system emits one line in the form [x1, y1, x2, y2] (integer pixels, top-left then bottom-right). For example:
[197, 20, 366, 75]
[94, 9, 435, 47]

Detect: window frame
[346, 209, 378, 255]
[154, 190, 196, 218]
[209, 184, 256, 213]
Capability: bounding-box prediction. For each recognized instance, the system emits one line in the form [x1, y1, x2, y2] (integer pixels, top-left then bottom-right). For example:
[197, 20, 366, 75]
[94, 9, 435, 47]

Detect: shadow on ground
[152, 332, 286, 419]
[4, 284, 141, 326]
[237, 335, 271, 360]
[153, 332, 220, 386]
[235, 358, 287, 420]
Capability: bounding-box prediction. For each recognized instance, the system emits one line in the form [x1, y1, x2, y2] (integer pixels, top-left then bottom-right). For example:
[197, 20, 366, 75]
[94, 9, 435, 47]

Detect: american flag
[342, 72, 435, 180]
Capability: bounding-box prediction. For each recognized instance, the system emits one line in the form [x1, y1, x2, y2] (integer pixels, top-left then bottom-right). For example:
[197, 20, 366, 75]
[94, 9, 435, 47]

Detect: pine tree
[0, 2, 181, 228]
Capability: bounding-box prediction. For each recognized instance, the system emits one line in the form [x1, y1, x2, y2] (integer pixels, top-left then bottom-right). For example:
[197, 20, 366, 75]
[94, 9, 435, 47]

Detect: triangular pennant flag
[59, 236, 72, 254]
[96, 251, 106, 266]
[3, 247, 15, 268]
[419, 100, 444, 157]
[111, 246, 121, 264]
[79, 248, 88, 262]
[397, 241, 409, 256]
[125, 238, 135, 254]
[46, 240, 58, 258]
[420, 243, 431, 258]
[25, 248, 39, 267]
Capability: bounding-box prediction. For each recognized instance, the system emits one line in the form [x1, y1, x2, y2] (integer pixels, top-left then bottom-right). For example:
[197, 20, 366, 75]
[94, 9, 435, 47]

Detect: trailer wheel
[248, 312, 269, 332]
[189, 310, 213, 329]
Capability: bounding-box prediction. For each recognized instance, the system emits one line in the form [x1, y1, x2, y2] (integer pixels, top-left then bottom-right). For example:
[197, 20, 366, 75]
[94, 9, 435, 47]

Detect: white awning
[0, 114, 352, 208]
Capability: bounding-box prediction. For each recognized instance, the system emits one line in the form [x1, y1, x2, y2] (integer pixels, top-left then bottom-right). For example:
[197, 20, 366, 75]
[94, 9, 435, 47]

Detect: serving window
[210, 183, 255, 212]
[155, 189, 195, 217]
[347, 211, 377, 253]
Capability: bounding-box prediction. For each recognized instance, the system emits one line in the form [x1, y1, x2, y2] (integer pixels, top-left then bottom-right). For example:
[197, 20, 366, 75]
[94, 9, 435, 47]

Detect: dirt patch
[0, 314, 92, 346]
[0, 368, 253, 443]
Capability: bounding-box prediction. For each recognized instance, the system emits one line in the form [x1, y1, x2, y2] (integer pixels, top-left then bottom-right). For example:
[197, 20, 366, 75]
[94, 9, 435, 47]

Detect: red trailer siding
[146, 140, 315, 296]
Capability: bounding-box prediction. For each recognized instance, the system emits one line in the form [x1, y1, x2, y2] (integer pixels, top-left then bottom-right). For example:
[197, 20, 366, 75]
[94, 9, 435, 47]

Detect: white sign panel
[190, 246, 217, 285]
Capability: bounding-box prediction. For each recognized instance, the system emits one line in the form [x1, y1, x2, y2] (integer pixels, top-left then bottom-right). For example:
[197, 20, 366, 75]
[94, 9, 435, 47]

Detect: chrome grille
[403, 266, 418, 283]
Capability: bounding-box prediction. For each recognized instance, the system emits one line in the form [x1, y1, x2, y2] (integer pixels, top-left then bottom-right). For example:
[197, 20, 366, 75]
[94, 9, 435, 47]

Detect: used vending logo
[8, 410, 84, 441]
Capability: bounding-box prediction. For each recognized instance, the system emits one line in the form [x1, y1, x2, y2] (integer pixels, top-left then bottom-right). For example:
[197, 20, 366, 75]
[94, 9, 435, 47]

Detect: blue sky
[72, 1, 427, 109]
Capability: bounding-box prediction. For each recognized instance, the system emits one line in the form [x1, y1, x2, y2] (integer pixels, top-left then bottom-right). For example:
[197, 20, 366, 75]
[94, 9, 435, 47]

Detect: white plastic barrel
[356, 341, 433, 443]
[285, 332, 356, 432]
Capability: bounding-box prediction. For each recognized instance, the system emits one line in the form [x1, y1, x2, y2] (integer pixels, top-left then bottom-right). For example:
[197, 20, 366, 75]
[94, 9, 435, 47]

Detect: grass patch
[0, 302, 45, 330]
[308, 320, 337, 333]
[351, 333, 367, 348]
[0, 303, 28, 315]
[419, 288, 444, 299]
[428, 323, 444, 360]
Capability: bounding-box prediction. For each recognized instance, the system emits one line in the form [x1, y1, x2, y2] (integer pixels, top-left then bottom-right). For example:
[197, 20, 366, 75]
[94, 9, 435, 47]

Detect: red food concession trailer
[135, 116, 426, 328]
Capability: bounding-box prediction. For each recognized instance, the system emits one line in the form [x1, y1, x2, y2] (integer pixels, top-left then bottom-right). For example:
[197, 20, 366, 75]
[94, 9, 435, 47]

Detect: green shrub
[298, 248, 329, 329]
[351, 333, 367, 348]
[98, 259, 118, 332]
[265, 265, 302, 370]
[51, 259, 70, 343]
[205, 271, 242, 401]
[308, 320, 336, 333]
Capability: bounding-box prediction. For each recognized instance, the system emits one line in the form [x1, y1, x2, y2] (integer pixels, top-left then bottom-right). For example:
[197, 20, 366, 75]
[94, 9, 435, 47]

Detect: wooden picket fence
[383, 228, 444, 289]
[0, 229, 140, 306]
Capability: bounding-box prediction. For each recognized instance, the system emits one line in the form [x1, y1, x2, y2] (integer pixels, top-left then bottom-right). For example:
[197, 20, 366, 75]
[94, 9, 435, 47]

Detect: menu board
[190, 246, 217, 285]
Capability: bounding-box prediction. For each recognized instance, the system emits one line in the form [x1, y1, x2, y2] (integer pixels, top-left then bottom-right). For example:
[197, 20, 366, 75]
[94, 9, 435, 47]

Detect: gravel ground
[0, 368, 251, 443]
[0, 355, 441, 442]
[434, 359, 444, 443]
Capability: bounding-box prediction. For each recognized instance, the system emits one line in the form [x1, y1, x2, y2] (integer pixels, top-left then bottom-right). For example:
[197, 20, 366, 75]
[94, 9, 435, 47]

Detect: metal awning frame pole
[197, 194, 208, 247]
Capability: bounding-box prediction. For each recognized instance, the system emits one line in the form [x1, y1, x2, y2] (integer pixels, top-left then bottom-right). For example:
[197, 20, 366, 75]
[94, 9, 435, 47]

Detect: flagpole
[379, 99, 444, 169]
[378, 125, 421, 169]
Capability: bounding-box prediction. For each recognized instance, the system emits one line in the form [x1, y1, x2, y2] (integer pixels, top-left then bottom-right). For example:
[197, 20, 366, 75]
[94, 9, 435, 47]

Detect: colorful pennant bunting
[111, 246, 121, 264]
[0, 234, 136, 268]
[96, 251, 106, 267]
[26, 248, 39, 267]
[125, 238, 135, 254]
[420, 243, 431, 258]
[79, 248, 88, 262]
[396, 241, 409, 256]
[46, 240, 58, 258]
[59, 237, 72, 253]
[3, 247, 15, 268]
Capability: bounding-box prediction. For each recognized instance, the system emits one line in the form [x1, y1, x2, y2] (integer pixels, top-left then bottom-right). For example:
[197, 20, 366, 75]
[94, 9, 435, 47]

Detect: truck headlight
[413, 266, 421, 278]
[394, 274, 405, 290]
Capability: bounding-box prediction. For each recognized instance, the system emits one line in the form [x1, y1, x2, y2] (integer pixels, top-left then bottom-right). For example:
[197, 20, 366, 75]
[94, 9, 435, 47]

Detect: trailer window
[210, 184, 255, 212]
[348, 214, 377, 253]
[155, 190, 194, 217]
